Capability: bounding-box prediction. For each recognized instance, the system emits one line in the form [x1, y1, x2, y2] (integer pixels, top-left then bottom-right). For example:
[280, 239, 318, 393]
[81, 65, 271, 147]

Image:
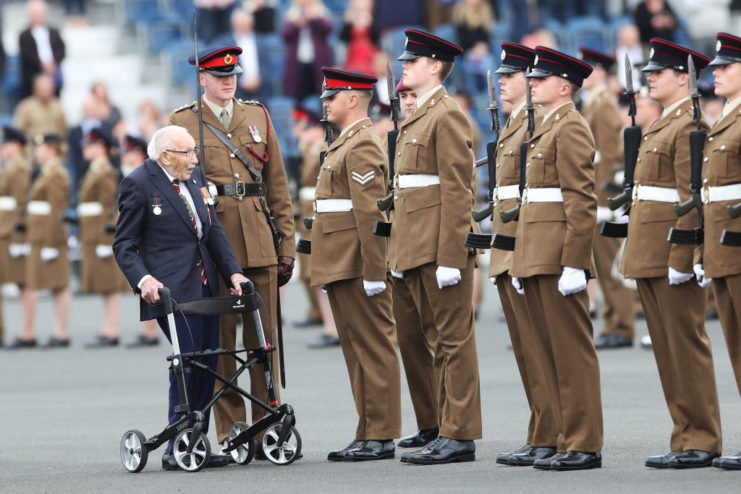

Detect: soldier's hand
[95, 245, 114, 258]
[390, 269, 404, 279]
[363, 280, 386, 297]
[436, 266, 461, 289]
[511, 276, 524, 295]
[40, 247, 59, 262]
[668, 267, 693, 286]
[277, 256, 294, 287]
[558, 267, 587, 296]
[141, 276, 164, 304]
[692, 264, 712, 288]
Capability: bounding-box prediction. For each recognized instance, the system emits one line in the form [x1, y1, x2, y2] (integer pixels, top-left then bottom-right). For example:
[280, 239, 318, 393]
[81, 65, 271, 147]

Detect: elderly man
[113, 125, 249, 471]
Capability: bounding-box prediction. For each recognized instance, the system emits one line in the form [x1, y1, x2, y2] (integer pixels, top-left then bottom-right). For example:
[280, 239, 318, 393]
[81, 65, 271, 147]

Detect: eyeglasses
[166, 147, 199, 157]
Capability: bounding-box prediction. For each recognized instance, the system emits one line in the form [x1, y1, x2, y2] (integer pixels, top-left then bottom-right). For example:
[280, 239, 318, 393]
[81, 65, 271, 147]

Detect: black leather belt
[215, 181, 265, 198]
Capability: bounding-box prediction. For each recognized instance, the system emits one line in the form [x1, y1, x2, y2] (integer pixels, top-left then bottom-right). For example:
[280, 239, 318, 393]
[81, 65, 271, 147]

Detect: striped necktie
[172, 179, 207, 285]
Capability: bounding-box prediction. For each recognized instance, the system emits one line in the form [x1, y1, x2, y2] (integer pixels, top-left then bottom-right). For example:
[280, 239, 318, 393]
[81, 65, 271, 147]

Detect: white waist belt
[397, 174, 440, 189]
[633, 185, 680, 203]
[0, 196, 17, 211]
[77, 202, 104, 217]
[299, 187, 316, 201]
[701, 183, 741, 204]
[27, 200, 51, 215]
[524, 188, 563, 203]
[314, 199, 353, 213]
[495, 185, 519, 201]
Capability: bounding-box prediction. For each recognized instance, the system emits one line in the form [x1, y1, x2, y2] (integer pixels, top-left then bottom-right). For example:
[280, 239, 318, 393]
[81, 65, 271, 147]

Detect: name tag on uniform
[249, 125, 262, 143]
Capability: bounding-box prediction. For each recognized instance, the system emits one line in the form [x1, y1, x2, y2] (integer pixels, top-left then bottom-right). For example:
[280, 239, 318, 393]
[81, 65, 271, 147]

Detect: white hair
[147, 125, 189, 162]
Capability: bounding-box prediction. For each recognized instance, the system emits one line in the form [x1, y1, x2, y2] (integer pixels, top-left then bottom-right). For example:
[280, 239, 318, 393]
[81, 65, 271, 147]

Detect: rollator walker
[120, 281, 301, 472]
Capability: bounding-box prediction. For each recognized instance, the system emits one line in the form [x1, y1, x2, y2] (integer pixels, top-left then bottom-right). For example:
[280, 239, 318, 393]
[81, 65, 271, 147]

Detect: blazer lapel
[147, 160, 197, 236]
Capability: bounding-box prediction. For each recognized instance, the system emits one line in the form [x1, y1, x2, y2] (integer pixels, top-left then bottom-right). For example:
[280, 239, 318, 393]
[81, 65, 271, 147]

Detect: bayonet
[386, 61, 399, 130]
[193, 11, 206, 170]
[487, 70, 500, 134]
[625, 53, 637, 127]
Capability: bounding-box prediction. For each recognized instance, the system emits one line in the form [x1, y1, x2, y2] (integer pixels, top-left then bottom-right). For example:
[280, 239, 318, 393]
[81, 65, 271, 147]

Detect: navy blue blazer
[113, 159, 242, 320]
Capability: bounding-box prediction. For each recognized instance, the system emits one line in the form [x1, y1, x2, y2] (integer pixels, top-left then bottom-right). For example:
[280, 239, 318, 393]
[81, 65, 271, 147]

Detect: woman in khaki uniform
[78, 128, 129, 348]
[22, 133, 71, 348]
[0, 127, 32, 347]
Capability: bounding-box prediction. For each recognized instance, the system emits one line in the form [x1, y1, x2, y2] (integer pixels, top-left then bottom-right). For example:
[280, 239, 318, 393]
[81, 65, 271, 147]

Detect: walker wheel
[120, 429, 148, 473]
[173, 428, 210, 472]
[228, 422, 256, 465]
[262, 422, 301, 465]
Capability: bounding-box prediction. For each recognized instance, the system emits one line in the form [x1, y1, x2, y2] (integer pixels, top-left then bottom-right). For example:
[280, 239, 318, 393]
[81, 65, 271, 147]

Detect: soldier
[311, 67, 401, 461]
[1, 127, 33, 349]
[391, 78, 440, 449]
[79, 128, 129, 348]
[390, 29, 482, 464]
[510, 46, 603, 470]
[488, 43, 559, 467]
[18, 133, 71, 348]
[168, 46, 295, 456]
[697, 32, 741, 470]
[579, 47, 637, 349]
[13, 74, 67, 141]
[620, 39, 722, 468]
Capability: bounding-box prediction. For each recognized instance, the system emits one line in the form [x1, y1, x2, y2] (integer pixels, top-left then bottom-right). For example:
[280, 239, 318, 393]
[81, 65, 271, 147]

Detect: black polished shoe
[645, 451, 682, 468]
[294, 317, 323, 328]
[400, 437, 475, 465]
[594, 333, 633, 350]
[398, 427, 439, 448]
[328, 440, 363, 461]
[548, 451, 601, 471]
[667, 450, 720, 469]
[162, 453, 179, 471]
[85, 335, 119, 348]
[533, 452, 565, 469]
[42, 337, 70, 348]
[713, 452, 741, 470]
[6, 337, 37, 349]
[307, 334, 341, 349]
[206, 454, 233, 468]
[330, 440, 394, 461]
[496, 444, 532, 465]
[126, 335, 159, 348]
[509, 446, 557, 466]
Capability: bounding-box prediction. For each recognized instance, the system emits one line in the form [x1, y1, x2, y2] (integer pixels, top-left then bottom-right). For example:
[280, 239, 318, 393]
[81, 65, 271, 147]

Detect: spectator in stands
[196, 0, 237, 44]
[634, 0, 677, 44]
[67, 95, 113, 196]
[373, 0, 424, 31]
[13, 73, 67, 140]
[453, 0, 495, 92]
[242, 0, 278, 33]
[91, 81, 122, 131]
[64, 0, 88, 27]
[281, 0, 334, 103]
[520, 28, 558, 50]
[19, 0, 65, 98]
[231, 8, 265, 101]
[132, 99, 166, 140]
[615, 23, 645, 91]
[340, 0, 380, 75]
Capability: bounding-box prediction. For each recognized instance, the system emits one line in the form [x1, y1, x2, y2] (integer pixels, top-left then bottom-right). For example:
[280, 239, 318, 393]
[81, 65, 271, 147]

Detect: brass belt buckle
[235, 181, 246, 200]
[522, 188, 528, 204]
[702, 184, 710, 205]
[393, 174, 400, 189]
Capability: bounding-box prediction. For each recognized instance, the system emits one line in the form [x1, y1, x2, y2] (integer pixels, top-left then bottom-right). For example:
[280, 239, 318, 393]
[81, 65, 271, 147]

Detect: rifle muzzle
[377, 192, 394, 212]
[472, 202, 493, 222]
[499, 203, 520, 223]
[673, 193, 701, 217]
[728, 202, 741, 219]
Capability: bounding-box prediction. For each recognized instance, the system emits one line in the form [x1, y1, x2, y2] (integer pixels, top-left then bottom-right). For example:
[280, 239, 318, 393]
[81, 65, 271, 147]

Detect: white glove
[95, 244, 114, 258]
[693, 263, 712, 288]
[363, 280, 386, 297]
[613, 208, 630, 224]
[489, 276, 497, 286]
[436, 266, 461, 289]
[390, 269, 404, 279]
[596, 207, 614, 224]
[558, 266, 587, 296]
[511, 276, 524, 295]
[40, 247, 59, 262]
[668, 267, 693, 285]
[9, 243, 27, 258]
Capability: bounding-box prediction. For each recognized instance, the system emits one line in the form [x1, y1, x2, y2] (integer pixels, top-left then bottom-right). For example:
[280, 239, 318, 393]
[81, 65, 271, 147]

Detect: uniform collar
[203, 94, 234, 121]
[717, 96, 741, 123]
[509, 100, 526, 120]
[661, 96, 689, 119]
[414, 84, 443, 112]
[542, 101, 572, 123]
[339, 117, 369, 138]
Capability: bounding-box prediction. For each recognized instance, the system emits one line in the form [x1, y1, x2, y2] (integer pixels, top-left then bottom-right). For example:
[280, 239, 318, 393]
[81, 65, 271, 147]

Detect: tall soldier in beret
[579, 47, 637, 350]
[620, 39, 722, 468]
[489, 43, 558, 467]
[390, 29, 482, 464]
[510, 46, 603, 470]
[79, 128, 130, 348]
[310, 67, 401, 461]
[695, 32, 741, 470]
[169, 46, 295, 454]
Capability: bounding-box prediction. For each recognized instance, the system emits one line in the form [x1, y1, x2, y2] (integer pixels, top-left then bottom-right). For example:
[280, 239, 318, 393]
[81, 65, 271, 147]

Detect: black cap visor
[202, 64, 243, 77]
[709, 55, 741, 67]
[495, 64, 525, 75]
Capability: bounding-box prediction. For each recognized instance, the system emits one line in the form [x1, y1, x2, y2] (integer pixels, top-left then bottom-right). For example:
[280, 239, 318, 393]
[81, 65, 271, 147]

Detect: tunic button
[496, 163, 500, 168]
[227, 133, 232, 139]
[500, 143, 504, 148]
[234, 173, 240, 178]
[404, 130, 407, 134]
[652, 147, 657, 152]
[643, 136, 647, 140]
[526, 162, 530, 167]
[721, 144, 726, 150]
[412, 138, 417, 143]
[637, 158, 641, 162]
[704, 178, 708, 183]
[703, 157, 709, 162]
[230, 153, 235, 158]
[537, 153, 542, 158]
[397, 151, 401, 156]
[708, 137, 714, 142]
[530, 144, 535, 148]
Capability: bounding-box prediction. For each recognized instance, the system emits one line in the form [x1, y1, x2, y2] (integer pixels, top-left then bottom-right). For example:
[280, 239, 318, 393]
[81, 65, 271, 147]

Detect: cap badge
[717, 40, 722, 53]
[224, 54, 234, 65]
[649, 48, 655, 59]
[534, 55, 539, 65]
[501, 49, 506, 61]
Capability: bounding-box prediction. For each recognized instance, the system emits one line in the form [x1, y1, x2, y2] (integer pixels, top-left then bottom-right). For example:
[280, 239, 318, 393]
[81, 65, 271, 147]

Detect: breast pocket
[404, 134, 431, 169]
[642, 143, 673, 182]
[710, 144, 736, 179]
[500, 148, 518, 181]
[528, 149, 557, 185]
[239, 134, 268, 173]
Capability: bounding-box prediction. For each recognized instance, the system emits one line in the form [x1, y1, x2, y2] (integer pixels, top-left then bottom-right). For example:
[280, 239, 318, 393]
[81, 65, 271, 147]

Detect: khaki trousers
[212, 266, 278, 443]
[592, 227, 635, 339]
[636, 277, 721, 452]
[327, 276, 401, 440]
[497, 273, 558, 447]
[403, 257, 482, 440]
[393, 275, 439, 431]
[521, 275, 603, 453]
[713, 273, 741, 396]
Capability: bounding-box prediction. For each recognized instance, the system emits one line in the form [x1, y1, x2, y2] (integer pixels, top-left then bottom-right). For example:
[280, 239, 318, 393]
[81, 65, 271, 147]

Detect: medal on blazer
[152, 194, 162, 215]
[249, 125, 262, 143]
[199, 186, 214, 205]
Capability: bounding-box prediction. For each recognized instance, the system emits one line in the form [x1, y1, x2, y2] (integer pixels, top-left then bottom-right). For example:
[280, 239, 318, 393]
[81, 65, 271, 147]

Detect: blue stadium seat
[566, 16, 608, 56]
[206, 33, 237, 50]
[0, 54, 22, 111]
[256, 34, 285, 98]
[126, 0, 164, 25]
[148, 20, 185, 53]
[543, 18, 568, 52]
[433, 24, 458, 46]
[266, 96, 298, 160]
[607, 15, 634, 54]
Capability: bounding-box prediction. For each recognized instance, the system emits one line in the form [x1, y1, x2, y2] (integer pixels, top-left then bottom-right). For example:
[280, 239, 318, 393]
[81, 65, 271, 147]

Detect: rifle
[601, 53, 641, 238]
[465, 71, 501, 250]
[667, 55, 705, 250]
[373, 62, 399, 238]
[193, 11, 207, 174]
[499, 68, 534, 224]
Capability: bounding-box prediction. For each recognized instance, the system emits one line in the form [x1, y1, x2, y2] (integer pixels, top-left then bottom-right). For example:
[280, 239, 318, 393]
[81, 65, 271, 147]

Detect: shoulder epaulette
[173, 101, 197, 113]
[237, 98, 263, 106]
